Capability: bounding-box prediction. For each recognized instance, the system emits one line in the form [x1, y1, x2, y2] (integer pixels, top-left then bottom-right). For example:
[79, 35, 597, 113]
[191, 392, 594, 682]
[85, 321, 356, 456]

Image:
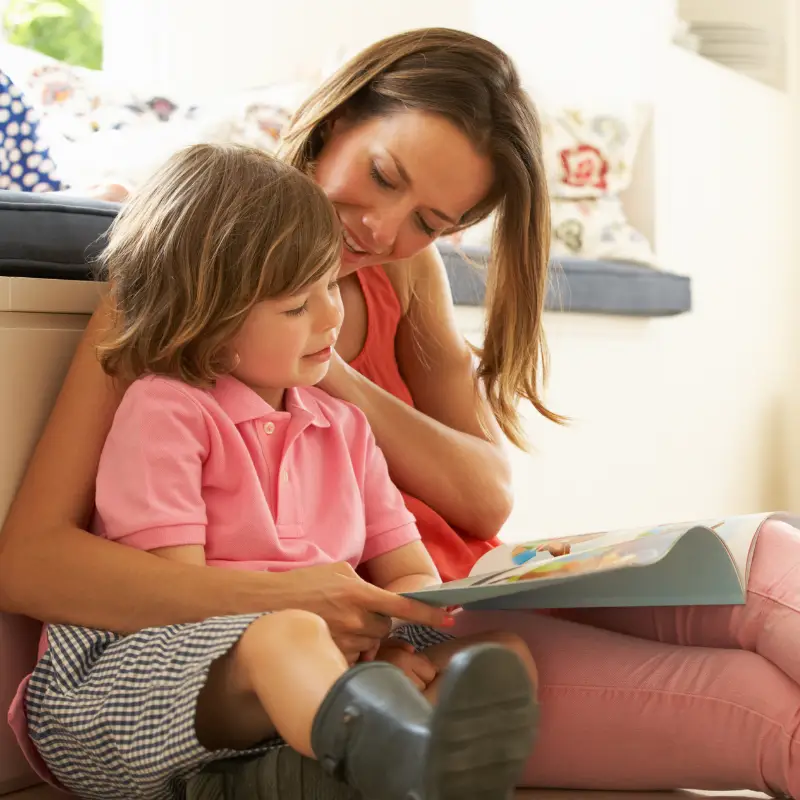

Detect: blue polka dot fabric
[0, 68, 63, 192]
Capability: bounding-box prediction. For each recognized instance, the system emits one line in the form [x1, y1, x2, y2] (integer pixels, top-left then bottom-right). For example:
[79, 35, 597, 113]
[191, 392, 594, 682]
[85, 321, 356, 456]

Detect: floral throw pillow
[194, 89, 294, 155]
[540, 105, 657, 266]
[542, 106, 648, 199]
[550, 197, 657, 266]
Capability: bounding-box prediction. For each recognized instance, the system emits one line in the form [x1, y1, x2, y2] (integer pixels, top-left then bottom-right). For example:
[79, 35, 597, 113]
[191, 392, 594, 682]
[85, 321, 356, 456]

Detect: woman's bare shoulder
[383, 245, 442, 316]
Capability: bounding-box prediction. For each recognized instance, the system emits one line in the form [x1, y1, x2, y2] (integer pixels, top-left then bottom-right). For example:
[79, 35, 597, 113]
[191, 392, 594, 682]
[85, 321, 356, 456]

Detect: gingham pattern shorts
[392, 623, 453, 651]
[25, 616, 452, 799]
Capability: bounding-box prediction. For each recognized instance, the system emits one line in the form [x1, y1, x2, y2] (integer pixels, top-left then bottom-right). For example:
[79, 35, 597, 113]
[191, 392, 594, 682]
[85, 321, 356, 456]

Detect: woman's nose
[361, 208, 402, 254]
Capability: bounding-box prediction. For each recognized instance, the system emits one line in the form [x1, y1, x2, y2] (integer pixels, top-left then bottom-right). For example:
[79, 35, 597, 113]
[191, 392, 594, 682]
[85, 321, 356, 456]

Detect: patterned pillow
[550, 197, 657, 266]
[542, 106, 648, 200]
[194, 90, 294, 155]
[541, 105, 657, 267]
[0, 69, 63, 192]
[442, 105, 657, 267]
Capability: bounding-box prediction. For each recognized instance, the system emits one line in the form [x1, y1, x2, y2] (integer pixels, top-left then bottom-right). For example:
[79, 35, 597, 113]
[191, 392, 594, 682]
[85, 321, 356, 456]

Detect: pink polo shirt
[9, 374, 419, 780]
[94, 374, 420, 567]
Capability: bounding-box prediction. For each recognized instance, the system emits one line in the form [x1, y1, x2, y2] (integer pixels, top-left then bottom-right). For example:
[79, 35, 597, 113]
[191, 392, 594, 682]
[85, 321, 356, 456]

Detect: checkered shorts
[25, 616, 451, 799]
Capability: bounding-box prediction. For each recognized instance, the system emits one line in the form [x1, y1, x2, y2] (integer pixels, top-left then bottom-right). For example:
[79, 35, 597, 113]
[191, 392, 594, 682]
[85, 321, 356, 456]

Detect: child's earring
[231, 351, 241, 370]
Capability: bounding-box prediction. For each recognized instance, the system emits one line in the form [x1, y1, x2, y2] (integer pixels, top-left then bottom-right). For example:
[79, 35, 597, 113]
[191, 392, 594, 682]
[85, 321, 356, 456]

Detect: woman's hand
[316, 349, 350, 398]
[278, 562, 452, 664]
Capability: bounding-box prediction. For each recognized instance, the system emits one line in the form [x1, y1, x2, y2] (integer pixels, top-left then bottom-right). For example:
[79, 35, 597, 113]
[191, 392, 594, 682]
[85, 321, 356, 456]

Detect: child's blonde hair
[98, 143, 341, 386]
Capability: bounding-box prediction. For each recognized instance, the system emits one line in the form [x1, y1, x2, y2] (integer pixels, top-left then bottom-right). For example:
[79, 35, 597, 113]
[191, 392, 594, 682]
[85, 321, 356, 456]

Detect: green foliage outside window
[3, 0, 103, 70]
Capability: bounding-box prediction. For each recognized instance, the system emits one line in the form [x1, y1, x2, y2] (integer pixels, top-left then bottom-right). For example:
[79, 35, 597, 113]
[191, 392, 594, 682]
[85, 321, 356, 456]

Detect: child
[11, 144, 538, 800]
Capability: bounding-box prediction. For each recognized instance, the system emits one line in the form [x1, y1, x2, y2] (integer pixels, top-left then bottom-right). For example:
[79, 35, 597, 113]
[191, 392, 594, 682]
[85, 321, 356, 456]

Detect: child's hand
[538, 541, 571, 557]
[372, 639, 438, 691]
[359, 640, 382, 663]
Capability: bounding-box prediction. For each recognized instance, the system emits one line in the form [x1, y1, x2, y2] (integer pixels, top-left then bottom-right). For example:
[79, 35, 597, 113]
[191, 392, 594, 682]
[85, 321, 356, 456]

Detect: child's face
[231, 266, 343, 406]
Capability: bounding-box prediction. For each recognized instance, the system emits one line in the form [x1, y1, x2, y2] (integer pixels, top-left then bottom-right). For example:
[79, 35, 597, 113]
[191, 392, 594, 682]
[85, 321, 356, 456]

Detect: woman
[2, 27, 800, 799]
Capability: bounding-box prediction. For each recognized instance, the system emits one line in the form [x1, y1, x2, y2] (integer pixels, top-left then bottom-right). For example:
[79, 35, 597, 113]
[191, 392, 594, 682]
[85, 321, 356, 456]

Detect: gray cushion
[438, 243, 692, 317]
[0, 192, 692, 318]
[0, 191, 115, 280]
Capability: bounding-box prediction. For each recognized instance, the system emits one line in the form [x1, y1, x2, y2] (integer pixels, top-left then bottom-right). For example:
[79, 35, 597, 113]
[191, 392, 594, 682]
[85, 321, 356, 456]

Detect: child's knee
[243, 609, 332, 651]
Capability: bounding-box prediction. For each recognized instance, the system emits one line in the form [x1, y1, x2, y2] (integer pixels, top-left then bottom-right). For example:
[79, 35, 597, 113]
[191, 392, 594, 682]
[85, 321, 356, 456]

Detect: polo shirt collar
[209, 375, 330, 428]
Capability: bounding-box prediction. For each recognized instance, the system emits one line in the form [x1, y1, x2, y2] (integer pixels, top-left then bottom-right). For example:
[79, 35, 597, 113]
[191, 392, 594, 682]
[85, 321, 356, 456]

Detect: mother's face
[314, 110, 494, 275]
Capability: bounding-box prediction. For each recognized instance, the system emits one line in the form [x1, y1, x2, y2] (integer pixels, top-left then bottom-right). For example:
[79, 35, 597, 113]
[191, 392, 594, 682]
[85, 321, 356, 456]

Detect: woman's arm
[320, 246, 513, 539]
[0, 300, 448, 638]
[151, 545, 207, 566]
[0, 300, 273, 628]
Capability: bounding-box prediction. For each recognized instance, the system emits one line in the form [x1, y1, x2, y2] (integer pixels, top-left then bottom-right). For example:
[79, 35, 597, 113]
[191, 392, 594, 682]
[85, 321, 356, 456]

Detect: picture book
[405, 512, 797, 610]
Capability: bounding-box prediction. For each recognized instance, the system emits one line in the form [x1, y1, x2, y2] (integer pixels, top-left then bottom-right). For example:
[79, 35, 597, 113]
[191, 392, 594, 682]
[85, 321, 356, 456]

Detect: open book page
[404, 513, 796, 608]
[407, 524, 689, 607]
[468, 519, 718, 578]
[469, 512, 790, 580]
[405, 512, 794, 609]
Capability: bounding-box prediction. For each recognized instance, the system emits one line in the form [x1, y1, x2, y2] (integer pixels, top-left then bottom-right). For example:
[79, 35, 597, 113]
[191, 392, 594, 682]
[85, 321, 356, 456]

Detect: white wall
[102, 0, 472, 98]
[471, 0, 678, 104]
[103, 0, 679, 102]
[782, 0, 800, 513]
[486, 48, 796, 541]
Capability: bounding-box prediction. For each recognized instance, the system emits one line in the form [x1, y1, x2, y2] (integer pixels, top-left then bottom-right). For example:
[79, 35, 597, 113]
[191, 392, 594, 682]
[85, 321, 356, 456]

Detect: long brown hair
[98, 143, 340, 385]
[281, 27, 562, 448]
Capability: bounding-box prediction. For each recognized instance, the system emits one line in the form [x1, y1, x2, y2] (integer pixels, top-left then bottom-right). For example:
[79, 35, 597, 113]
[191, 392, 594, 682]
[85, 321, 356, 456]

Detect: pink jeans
[451, 519, 800, 796]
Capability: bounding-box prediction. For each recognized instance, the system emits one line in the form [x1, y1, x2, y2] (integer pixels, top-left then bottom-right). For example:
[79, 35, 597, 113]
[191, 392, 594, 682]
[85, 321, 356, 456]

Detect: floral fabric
[542, 105, 657, 267]
[1, 46, 657, 265]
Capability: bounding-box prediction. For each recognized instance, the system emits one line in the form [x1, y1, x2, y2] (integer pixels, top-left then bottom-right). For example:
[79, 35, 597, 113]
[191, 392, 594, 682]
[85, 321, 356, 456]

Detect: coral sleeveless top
[349, 266, 499, 583]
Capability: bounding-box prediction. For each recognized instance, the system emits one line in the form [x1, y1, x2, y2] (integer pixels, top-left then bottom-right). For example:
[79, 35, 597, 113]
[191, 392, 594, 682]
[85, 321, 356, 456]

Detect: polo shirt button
[264, 422, 275, 435]
[281, 469, 289, 482]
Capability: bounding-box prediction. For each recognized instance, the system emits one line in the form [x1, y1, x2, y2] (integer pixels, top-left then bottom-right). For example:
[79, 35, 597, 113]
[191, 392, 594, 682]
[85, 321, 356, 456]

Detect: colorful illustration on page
[481, 548, 639, 587]
[510, 531, 609, 566]
[509, 550, 637, 583]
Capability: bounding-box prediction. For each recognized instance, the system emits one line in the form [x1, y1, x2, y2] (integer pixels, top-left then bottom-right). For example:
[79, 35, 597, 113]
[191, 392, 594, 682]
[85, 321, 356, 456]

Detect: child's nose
[323, 293, 344, 332]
